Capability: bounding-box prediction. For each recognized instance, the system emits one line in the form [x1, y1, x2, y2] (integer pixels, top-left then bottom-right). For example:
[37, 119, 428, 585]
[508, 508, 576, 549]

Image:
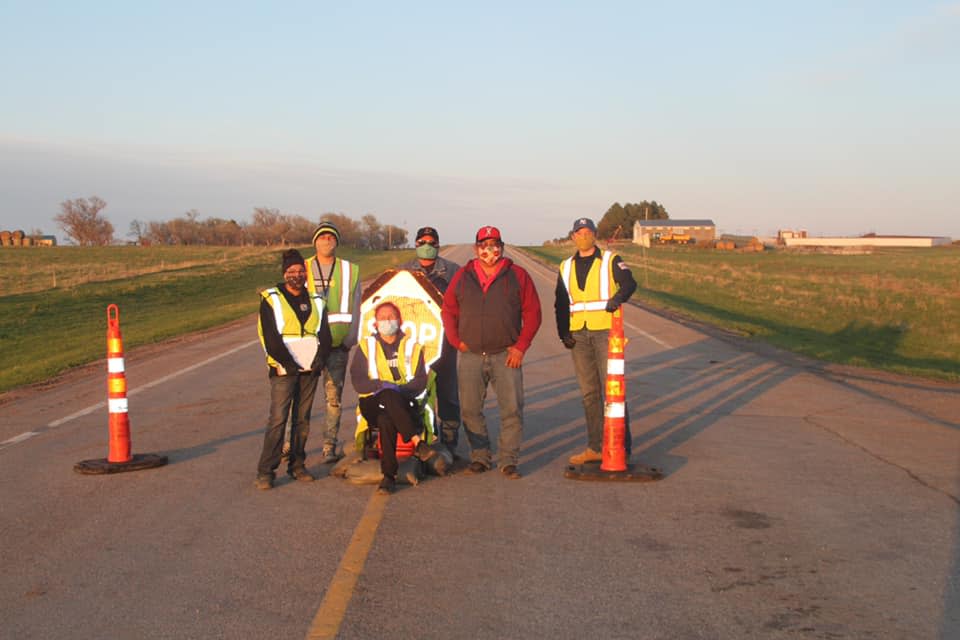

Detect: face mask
[285, 274, 306, 289]
[377, 319, 400, 336]
[573, 235, 595, 252]
[478, 245, 501, 266]
[416, 243, 439, 260]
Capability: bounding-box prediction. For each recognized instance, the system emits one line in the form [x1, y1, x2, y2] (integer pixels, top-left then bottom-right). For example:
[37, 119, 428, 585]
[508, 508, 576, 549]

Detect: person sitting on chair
[350, 301, 436, 494]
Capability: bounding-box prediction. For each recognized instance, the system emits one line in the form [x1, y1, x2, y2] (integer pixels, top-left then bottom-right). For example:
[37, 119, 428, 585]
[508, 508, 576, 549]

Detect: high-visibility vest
[306, 256, 359, 347]
[257, 287, 325, 369]
[353, 334, 436, 451]
[560, 250, 616, 331]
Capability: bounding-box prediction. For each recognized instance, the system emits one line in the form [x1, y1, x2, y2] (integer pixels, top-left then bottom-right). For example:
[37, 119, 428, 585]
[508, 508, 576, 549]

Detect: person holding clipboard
[255, 249, 333, 490]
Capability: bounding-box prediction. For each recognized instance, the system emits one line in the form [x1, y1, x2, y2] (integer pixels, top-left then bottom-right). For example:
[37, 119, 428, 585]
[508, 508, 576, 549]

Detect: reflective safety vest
[306, 256, 359, 347]
[353, 334, 437, 451]
[257, 287, 325, 369]
[560, 250, 616, 331]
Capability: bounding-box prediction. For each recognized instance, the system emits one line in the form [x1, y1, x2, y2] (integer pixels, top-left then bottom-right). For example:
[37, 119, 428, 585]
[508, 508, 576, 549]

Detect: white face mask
[477, 245, 502, 266]
[376, 319, 400, 336]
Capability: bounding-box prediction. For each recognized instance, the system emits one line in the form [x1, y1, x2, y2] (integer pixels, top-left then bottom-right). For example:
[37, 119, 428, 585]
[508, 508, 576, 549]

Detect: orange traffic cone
[74, 305, 168, 474]
[564, 306, 661, 482]
[600, 307, 627, 472]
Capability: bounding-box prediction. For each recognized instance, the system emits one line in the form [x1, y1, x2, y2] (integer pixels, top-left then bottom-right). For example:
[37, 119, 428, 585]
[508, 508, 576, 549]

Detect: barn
[633, 219, 716, 246]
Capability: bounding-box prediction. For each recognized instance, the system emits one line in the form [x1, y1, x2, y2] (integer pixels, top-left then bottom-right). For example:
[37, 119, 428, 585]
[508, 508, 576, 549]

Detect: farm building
[633, 219, 716, 246]
[783, 235, 952, 248]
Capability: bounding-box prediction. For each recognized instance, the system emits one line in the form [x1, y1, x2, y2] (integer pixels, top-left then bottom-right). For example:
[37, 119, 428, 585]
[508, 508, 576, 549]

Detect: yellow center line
[304, 493, 388, 640]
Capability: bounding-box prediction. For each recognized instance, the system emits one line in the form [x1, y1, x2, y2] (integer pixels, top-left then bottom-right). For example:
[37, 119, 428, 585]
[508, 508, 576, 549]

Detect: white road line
[38, 339, 260, 431]
[0, 432, 39, 448]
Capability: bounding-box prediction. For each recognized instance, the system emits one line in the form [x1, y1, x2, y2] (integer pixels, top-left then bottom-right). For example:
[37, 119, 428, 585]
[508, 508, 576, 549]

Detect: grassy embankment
[0, 245, 414, 393]
[525, 244, 960, 381]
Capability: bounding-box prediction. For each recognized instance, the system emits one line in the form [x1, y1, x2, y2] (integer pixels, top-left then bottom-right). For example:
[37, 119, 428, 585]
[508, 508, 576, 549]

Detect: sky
[1, 1, 958, 245]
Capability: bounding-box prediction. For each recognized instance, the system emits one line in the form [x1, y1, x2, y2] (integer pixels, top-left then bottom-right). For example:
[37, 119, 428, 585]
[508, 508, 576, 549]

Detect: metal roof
[635, 219, 715, 227]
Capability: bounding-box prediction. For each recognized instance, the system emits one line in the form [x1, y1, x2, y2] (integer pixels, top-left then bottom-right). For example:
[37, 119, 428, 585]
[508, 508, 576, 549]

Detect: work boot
[321, 444, 342, 464]
[288, 467, 316, 482]
[464, 461, 489, 475]
[500, 464, 521, 479]
[414, 441, 436, 462]
[254, 474, 274, 490]
[377, 475, 396, 495]
[568, 448, 602, 465]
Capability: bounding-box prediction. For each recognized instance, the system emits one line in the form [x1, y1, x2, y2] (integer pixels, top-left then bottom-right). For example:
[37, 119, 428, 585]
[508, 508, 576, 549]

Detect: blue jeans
[570, 329, 631, 454]
[319, 347, 349, 447]
[257, 372, 320, 476]
[457, 350, 524, 468]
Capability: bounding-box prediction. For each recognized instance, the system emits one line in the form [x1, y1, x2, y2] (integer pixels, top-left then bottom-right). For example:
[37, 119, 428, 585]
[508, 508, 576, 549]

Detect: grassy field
[0, 245, 414, 393]
[526, 244, 960, 381]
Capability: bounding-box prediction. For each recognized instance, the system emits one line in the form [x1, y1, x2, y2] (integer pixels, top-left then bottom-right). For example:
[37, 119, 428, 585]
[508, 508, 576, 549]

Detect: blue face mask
[416, 243, 439, 260]
[377, 319, 400, 336]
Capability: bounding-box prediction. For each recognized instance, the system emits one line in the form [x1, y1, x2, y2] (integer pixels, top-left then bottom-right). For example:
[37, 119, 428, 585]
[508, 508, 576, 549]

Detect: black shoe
[414, 441, 436, 462]
[500, 464, 521, 479]
[464, 461, 489, 475]
[377, 475, 396, 494]
[288, 467, 315, 482]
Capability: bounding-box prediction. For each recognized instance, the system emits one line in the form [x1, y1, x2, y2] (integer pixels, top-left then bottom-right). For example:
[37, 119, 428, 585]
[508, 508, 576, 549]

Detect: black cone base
[564, 462, 662, 482]
[74, 453, 168, 475]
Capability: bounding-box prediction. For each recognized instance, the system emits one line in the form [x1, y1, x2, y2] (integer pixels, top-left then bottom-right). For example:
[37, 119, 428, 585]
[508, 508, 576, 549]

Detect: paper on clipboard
[285, 337, 319, 370]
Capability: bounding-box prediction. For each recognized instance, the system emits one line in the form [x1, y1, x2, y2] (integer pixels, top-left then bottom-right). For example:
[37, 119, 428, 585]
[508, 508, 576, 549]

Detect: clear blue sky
[2, 1, 958, 244]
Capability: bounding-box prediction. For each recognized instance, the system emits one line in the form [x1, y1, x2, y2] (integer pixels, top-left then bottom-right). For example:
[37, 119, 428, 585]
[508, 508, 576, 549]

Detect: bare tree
[128, 220, 145, 243]
[55, 196, 115, 246]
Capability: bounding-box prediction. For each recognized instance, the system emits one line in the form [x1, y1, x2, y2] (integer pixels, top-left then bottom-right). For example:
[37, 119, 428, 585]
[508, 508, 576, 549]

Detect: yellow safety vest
[305, 256, 359, 347]
[257, 287, 325, 369]
[560, 250, 616, 331]
[353, 334, 437, 451]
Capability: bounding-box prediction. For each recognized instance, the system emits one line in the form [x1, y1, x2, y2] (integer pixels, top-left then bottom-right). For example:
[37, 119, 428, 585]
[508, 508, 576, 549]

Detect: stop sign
[359, 269, 445, 368]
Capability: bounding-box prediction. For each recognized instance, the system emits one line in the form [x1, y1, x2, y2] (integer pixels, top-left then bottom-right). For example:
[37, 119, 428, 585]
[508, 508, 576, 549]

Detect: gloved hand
[378, 381, 400, 393]
[605, 300, 620, 313]
[561, 334, 576, 349]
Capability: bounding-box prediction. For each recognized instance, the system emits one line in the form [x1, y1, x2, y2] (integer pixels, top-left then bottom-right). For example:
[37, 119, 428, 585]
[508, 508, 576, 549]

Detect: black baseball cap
[416, 226, 439, 243]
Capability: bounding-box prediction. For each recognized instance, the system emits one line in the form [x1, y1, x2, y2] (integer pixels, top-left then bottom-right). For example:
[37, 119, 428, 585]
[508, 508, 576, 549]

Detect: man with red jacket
[441, 226, 542, 479]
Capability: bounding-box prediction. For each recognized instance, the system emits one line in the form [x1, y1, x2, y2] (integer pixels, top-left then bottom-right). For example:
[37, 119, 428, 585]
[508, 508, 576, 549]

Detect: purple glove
[378, 382, 400, 393]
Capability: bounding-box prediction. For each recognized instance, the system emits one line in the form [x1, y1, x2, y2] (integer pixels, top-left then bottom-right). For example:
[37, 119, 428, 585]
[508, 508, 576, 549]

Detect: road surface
[1, 244, 958, 639]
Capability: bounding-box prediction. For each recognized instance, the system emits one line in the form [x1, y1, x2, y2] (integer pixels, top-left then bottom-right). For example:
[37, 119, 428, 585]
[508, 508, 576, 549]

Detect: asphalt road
[1, 245, 958, 639]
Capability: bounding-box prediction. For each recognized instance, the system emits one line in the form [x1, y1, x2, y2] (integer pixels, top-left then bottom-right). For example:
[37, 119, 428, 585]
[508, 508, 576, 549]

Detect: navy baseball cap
[571, 217, 597, 233]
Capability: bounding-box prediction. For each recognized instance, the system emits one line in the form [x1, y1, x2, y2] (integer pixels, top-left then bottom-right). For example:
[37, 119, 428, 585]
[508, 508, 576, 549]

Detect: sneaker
[254, 474, 274, 490]
[414, 441, 436, 462]
[288, 467, 315, 482]
[321, 445, 342, 464]
[377, 475, 396, 495]
[464, 461, 489, 475]
[568, 448, 603, 465]
[500, 464, 521, 479]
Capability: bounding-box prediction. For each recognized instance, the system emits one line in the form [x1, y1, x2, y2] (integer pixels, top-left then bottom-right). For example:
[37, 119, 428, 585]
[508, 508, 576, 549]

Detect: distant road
[1, 245, 958, 639]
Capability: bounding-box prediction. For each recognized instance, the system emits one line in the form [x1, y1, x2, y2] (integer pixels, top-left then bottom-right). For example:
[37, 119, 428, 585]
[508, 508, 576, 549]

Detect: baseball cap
[415, 226, 439, 243]
[475, 226, 502, 243]
[571, 217, 597, 233]
[312, 221, 340, 245]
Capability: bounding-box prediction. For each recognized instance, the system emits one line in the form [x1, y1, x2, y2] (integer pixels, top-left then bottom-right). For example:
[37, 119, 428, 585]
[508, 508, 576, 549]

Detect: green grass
[525, 244, 960, 381]
[0, 246, 415, 393]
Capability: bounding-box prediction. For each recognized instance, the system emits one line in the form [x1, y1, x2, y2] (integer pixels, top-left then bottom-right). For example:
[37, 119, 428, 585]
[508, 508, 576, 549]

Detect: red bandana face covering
[478, 246, 501, 266]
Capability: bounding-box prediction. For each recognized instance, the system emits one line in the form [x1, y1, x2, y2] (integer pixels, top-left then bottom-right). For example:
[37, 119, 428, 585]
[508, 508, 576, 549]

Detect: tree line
[54, 197, 408, 248]
[544, 200, 670, 244]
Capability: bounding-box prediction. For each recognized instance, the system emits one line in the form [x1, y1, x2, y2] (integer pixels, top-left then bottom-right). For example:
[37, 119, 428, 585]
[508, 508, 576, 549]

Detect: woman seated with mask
[350, 301, 436, 494]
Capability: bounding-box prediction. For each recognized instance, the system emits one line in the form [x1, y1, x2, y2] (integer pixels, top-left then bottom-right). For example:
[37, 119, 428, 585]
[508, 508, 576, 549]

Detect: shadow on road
[162, 427, 263, 465]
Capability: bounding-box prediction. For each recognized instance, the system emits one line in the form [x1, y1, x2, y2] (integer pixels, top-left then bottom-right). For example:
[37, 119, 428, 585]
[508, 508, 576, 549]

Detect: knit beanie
[312, 221, 341, 245]
[281, 249, 306, 275]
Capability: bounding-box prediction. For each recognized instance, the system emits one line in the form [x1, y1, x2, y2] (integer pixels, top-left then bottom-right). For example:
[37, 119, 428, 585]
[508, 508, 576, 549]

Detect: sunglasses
[415, 239, 438, 247]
